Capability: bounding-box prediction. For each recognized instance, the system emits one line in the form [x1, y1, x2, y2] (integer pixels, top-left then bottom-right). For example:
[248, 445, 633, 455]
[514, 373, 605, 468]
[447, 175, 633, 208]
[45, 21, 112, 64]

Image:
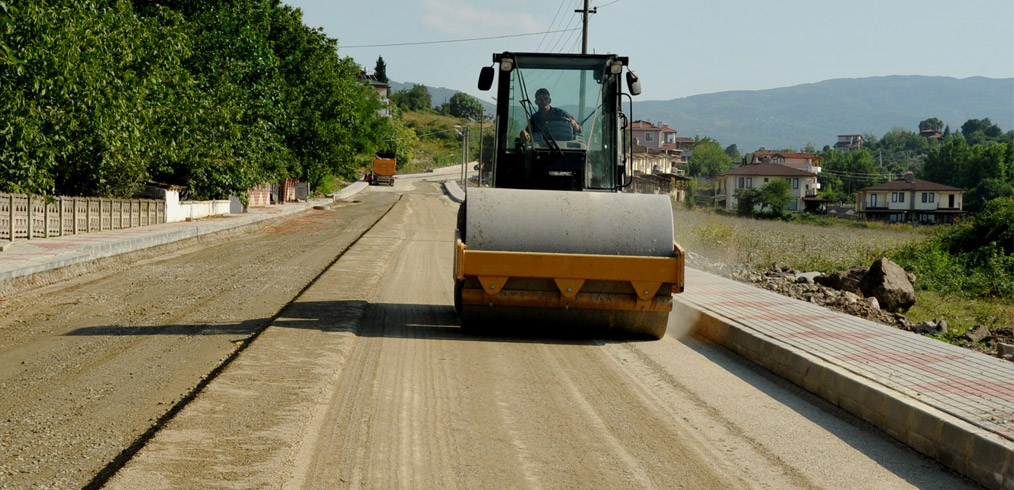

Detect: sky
[284, 0, 1014, 103]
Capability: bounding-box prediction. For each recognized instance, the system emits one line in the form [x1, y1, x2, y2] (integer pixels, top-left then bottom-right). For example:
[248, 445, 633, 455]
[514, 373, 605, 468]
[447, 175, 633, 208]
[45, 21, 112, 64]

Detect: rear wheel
[454, 202, 466, 320]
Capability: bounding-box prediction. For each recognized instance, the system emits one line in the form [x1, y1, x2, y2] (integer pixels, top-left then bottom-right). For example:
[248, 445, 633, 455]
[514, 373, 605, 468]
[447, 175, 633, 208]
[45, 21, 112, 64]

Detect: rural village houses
[713, 163, 822, 213]
[627, 120, 693, 200]
[855, 172, 965, 224]
[629, 120, 693, 175]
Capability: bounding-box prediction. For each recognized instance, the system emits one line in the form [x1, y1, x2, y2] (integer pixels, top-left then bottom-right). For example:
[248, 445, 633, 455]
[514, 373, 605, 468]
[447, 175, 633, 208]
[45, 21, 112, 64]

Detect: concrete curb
[680, 301, 1014, 490]
[335, 181, 369, 200]
[442, 180, 465, 203]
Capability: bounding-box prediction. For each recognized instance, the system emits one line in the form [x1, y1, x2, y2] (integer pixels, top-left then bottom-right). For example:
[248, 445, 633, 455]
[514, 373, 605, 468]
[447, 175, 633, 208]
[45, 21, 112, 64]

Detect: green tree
[390, 84, 431, 112]
[683, 178, 697, 210]
[373, 55, 388, 83]
[757, 179, 792, 219]
[966, 179, 1014, 213]
[734, 187, 760, 217]
[2, 0, 387, 199]
[688, 137, 733, 177]
[724, 144, 740, 160]
[922, 138, 1013, 191]
[448, 92, 483, 121]
[919, 117, 944, 132]
[0, 2, 17, 64]
[961, 118, 1004, 145]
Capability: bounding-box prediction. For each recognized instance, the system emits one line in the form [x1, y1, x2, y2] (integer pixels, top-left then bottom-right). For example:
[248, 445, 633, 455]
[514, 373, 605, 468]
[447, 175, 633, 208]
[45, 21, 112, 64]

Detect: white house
[714, 163, 821, 212]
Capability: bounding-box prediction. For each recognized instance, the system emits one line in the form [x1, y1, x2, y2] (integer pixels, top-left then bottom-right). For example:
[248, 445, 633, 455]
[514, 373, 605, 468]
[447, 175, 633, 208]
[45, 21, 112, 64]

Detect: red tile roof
[716, 163, 815, 177]
[858, 178, 963, 192]
[753, 151, 814, 159]
[631, 120, 659, 130]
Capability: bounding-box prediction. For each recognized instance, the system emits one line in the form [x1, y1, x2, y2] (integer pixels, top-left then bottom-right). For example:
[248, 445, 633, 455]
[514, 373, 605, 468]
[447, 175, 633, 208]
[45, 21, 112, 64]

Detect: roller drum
[464, 187, 673, 257]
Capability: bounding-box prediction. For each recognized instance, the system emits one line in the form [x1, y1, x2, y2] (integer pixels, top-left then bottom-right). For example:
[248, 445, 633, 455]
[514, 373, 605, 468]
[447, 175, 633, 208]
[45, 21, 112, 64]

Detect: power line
[595, 0, 623, 7]
[536, 0, 570, 51]
[341, 28, 581, 49]
[549, 2, 582, 53]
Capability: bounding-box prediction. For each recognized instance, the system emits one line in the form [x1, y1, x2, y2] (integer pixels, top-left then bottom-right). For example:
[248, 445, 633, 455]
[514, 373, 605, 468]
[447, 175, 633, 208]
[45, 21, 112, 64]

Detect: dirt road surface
[3, 173, 975, 489]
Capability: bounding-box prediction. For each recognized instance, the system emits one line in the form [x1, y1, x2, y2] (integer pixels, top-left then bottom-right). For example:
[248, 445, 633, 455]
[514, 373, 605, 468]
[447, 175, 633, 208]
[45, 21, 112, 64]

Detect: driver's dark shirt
[529, 107, 574, 129]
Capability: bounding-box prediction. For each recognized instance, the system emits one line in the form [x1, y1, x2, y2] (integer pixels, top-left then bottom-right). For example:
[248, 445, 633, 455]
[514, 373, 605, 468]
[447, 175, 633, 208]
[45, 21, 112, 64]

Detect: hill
[388, 80, 495, 113]
[633, 76, 1013, 151]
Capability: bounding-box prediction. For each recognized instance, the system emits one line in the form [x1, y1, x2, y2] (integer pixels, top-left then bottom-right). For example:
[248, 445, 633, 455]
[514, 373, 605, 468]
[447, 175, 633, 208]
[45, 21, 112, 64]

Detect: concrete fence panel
[1, 193, 167, 244]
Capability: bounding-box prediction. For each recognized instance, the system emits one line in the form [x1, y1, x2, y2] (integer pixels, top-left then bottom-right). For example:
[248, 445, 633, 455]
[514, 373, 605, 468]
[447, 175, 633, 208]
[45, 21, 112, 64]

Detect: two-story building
[714, 163, 821, 213]
[855, 172, 965, 224]
[630, 120, 689, 174]
[749, 152, 822, 174]
[359, 73, 392, 117]
[833, 134, 863, 152]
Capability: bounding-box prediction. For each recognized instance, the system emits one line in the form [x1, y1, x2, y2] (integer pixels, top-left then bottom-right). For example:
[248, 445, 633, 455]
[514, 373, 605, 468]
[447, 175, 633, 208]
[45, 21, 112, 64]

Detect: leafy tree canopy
[919, 117, 944, 132]
[447, 92, 483, 121]
[1, 0, 394, 198]
[688, 137, 733, 177]
[390, 84, 432, 112]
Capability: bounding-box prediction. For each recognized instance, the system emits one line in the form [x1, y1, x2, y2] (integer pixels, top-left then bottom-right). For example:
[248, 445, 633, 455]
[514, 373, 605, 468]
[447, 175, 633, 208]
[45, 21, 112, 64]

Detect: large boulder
[815, 266, 867, 295]
[859, 257, 916, 312]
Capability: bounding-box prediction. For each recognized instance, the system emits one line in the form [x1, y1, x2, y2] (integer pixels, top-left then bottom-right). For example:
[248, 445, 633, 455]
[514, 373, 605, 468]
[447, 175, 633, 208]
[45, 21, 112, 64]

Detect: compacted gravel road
[1, 174, 976, 489]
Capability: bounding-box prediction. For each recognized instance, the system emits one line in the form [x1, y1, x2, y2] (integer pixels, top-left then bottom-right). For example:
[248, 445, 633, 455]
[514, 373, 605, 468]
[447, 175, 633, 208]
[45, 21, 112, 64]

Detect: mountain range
[632, 76, 1013, 151]
[389, 76, 1013, 152]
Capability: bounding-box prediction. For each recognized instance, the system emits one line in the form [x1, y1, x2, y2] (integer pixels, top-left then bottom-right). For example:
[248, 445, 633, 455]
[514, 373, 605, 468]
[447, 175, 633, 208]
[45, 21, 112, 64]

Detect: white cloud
[420, 0, 542, 37]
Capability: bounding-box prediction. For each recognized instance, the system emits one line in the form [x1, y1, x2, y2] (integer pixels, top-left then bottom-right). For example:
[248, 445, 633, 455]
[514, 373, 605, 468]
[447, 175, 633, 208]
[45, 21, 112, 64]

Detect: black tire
[455, 201, 466, 242]
[454, 202, 466, 319]
[453, 279, 464, 316]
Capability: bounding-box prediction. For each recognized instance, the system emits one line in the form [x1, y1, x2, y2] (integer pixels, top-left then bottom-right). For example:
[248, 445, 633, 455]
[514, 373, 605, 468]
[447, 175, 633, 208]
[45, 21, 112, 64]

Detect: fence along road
[1, 192, 165, 244]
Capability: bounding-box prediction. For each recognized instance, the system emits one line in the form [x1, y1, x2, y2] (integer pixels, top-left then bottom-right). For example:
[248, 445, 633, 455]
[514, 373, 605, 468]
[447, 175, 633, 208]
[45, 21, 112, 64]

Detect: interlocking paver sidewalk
[676, 266, 1014, 489]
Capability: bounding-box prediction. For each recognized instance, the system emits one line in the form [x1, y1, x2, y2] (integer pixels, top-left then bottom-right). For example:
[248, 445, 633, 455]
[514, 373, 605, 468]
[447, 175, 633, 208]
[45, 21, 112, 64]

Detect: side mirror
[478, 66, 494, 91]
[626, 71, 641, 96]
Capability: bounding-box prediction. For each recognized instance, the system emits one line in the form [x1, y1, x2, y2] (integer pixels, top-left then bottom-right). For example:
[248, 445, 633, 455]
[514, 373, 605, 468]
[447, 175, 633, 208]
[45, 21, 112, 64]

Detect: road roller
[453, 52, 684, 339]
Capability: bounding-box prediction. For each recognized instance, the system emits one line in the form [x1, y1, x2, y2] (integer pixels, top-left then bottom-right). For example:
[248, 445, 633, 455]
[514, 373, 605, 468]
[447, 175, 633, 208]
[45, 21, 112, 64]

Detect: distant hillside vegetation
[633, 76, 1013, 152]
[388, 80, 495, 113]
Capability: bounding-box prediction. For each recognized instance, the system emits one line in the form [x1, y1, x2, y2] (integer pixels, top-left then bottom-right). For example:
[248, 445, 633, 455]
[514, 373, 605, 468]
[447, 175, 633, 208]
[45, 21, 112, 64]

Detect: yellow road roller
[453, 52, 684, 339]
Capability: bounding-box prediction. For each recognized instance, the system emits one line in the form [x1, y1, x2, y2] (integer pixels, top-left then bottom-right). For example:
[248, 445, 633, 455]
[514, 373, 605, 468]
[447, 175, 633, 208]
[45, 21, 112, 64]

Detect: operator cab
[478, 52, 640, 192]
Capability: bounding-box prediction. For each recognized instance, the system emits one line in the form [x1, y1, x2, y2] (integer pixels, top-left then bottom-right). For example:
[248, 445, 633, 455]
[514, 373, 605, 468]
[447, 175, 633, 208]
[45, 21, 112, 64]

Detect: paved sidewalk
[676, 266, 1014, 489]
[0, 182, 368, 284]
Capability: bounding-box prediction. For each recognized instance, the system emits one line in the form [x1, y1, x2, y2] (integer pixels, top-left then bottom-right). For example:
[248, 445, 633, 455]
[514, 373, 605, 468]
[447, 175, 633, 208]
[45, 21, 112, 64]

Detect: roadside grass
[906, 291, 1014, 338]
[672, 206, 1013, 341]
[672, 207, 924, 272]
[401, 111, 474, 172]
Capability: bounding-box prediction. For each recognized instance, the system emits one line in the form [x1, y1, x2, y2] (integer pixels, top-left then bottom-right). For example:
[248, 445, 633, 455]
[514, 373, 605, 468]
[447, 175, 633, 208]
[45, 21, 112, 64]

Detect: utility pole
[477, 113, 484, 187]
[575, 0, 597, 54]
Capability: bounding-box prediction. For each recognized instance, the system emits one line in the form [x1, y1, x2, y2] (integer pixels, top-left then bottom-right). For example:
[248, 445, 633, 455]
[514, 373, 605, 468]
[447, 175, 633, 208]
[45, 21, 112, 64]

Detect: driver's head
[535, 88, 551, 110]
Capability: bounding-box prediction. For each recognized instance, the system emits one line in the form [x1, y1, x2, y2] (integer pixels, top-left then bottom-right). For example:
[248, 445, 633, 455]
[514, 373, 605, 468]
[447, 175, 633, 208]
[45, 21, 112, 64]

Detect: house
[359, 73, 392, 117]
[833, 134, 863, 152]
[630, 120, 691, 175]
[919, 129, 943, 140]
[855, 172, 965, 224]
[713, 163, 821, 213]
[749, 152, 822, 174]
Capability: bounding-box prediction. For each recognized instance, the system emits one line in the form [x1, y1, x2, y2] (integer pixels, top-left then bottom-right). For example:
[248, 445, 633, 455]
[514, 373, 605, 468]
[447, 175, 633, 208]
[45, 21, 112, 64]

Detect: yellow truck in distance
[370, 152, 396, 186]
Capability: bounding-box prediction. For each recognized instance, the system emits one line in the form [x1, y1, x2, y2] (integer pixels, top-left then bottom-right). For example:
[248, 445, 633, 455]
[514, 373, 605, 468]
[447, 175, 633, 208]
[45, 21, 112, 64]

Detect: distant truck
[370, 152, 396, 186]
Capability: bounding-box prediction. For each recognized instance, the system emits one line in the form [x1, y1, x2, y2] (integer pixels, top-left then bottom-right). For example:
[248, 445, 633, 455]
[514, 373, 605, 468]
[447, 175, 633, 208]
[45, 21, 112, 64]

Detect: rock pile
[686, 252, 1014, 361]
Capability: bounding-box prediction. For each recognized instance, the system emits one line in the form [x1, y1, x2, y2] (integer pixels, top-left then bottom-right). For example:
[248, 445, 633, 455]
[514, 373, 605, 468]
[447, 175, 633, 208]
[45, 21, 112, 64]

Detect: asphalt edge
[677, 300, 1014, 490]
